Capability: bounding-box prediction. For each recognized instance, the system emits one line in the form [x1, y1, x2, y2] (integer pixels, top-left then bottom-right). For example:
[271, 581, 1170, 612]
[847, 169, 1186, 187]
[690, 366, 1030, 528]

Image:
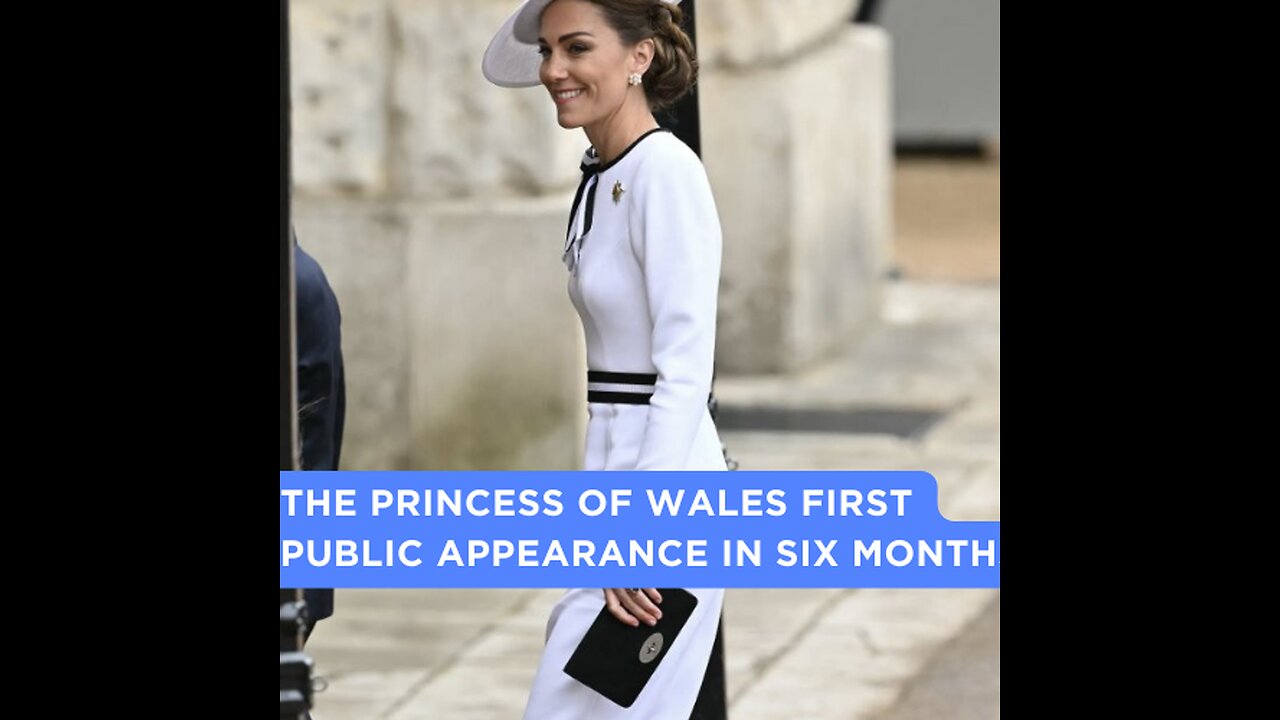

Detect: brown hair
[582, 0, 699, 111]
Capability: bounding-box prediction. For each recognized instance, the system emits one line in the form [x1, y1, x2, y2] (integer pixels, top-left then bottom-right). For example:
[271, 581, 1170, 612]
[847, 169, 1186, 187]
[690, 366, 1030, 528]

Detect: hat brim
[482, 0, 682, 89]
[482, 0, 554, 88]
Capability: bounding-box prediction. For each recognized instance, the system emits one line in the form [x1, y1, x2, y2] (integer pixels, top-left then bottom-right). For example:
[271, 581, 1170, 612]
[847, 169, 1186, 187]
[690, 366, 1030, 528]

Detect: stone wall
[291, 196, 585, 471]
[290, 0, 588, 471]
[699, 1, 892, 372]
[288, 0, 891, 468]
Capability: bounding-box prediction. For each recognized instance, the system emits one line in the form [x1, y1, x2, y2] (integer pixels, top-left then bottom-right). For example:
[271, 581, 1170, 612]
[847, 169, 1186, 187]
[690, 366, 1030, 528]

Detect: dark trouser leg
[688, 615, 727, 720]
[303, 623, 316, 720]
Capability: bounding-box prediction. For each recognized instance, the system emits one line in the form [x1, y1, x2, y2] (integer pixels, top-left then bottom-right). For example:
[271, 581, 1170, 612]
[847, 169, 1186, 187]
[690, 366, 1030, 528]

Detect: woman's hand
[603, 588, 664, 626]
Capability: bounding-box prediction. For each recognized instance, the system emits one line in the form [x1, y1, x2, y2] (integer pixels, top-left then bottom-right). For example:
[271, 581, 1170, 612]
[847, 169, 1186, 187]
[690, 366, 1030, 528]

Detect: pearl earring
[628, 72, 642, 86]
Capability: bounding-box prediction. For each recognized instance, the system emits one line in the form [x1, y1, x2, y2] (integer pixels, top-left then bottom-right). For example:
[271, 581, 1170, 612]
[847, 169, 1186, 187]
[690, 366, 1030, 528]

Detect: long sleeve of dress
[629, 142, 723, 470]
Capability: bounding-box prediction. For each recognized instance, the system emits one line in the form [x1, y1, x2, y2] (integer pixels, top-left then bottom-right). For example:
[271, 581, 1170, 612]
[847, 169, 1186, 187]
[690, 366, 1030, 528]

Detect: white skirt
[522, 404, 728, 718]
[521, 587, 726, 720]
[582, 404, 729, 472]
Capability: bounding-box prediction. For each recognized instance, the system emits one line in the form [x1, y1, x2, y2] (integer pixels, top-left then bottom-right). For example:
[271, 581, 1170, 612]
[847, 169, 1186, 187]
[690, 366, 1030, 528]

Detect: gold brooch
[612, 180, 625, 203]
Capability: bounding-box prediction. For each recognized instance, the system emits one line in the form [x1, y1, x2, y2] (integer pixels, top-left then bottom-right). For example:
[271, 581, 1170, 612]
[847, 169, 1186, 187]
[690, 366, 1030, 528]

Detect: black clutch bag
[562, 588, 700, 708]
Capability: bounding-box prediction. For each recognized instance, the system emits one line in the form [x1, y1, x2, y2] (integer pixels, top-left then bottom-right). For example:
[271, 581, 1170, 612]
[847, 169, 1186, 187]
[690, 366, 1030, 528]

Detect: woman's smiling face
[537, 0, 633, 130]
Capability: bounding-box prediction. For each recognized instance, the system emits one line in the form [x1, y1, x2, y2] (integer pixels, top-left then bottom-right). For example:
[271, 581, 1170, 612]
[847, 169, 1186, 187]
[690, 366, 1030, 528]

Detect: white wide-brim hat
[482, 0, 682, 88]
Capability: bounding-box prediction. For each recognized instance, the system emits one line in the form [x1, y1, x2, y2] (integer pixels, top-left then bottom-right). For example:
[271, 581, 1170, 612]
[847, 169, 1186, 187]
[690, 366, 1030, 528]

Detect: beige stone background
[288, 0, 913, 472]
[287, 2, 1001, 718]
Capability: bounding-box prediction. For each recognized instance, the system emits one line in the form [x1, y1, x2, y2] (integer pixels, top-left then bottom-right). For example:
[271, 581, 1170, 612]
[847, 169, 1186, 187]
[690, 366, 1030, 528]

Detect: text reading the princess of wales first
[279, 472, 1000, 588]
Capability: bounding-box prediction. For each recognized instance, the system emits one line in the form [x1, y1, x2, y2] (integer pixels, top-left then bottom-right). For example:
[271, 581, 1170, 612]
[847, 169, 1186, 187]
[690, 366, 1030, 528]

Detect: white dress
[521, 129, 728, 720]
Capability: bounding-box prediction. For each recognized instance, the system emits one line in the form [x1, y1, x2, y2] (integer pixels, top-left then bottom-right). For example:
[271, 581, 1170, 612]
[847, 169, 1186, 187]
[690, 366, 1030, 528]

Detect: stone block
[290, 0, 392, 195]
[391, 0, 588, 200]
[698, 0, 861, 69]
[703, 25, 891, 373]
[292, 200, 412, 470]
[406, 195, 587, 470]
[292, 196, 586, 471]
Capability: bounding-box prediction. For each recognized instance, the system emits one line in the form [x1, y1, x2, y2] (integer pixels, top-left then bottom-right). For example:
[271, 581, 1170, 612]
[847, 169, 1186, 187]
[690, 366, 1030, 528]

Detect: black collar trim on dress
[566, 128, 671, 264]
[592, 126, 671, 174]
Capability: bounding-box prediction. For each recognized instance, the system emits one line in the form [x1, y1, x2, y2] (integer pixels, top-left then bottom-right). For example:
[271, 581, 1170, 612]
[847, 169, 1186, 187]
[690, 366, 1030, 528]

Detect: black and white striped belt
[587, 370, 657, 405]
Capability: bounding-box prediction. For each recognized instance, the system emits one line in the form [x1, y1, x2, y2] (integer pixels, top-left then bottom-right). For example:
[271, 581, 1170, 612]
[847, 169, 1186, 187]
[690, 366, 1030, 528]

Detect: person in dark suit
[293, 227, 346, 639]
